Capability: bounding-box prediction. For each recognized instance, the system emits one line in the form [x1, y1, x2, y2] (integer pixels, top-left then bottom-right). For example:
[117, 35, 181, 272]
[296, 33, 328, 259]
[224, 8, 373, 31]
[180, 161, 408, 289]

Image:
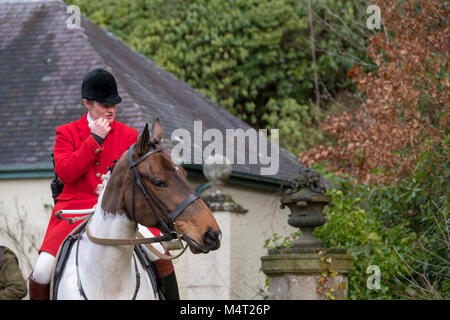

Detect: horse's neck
[79, 175, 138, 298]
[88, 206, 137, 241]
[88, 171, 136, 242]
[87, 171, 136, 248]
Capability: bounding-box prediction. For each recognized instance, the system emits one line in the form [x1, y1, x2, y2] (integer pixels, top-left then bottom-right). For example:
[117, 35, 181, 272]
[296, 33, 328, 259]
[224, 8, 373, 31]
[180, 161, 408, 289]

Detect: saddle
[50, 219, 159, 300]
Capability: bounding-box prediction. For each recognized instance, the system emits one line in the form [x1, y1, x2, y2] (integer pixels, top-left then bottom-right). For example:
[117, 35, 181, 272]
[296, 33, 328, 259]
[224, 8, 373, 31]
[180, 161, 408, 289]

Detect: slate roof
[0, 0, 304, 187]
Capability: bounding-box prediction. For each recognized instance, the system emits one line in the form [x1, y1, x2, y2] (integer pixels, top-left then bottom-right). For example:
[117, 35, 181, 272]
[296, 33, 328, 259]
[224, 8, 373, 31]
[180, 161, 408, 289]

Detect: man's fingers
[94, 118, 109, 128]
[101, 118, 110, 127]
[89, 118, 110, 139]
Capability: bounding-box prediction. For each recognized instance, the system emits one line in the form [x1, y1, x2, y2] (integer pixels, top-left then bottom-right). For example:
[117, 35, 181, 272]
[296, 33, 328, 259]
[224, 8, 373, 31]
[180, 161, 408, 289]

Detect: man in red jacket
[29, 68, 178, 300]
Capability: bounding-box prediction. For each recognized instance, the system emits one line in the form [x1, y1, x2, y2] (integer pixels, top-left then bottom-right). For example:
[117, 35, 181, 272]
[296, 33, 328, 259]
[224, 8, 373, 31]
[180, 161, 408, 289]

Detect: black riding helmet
[81, 68, 122, 105]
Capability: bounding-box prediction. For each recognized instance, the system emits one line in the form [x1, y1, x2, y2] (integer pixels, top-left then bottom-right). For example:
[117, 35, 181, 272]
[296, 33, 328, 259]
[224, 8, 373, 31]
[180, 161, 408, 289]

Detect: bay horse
[53, 119, 221, 299]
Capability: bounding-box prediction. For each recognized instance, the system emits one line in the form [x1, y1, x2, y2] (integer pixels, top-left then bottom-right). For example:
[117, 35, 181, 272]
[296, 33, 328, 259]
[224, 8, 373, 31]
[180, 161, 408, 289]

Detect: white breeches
[32, 251, 55, 284]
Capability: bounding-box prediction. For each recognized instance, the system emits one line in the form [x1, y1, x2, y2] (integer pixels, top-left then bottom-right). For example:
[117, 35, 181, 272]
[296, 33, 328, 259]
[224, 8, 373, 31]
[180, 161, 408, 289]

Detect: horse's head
[102, 119, 221, 253]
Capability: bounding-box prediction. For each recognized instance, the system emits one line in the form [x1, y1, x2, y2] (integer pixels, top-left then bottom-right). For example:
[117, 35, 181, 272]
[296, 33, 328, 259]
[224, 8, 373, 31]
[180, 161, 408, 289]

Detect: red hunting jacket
[40, 113, 138, 256]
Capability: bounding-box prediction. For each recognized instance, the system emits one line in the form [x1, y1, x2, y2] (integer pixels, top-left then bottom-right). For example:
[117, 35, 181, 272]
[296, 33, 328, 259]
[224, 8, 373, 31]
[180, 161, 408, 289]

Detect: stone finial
[202, 154, 232, 184]
[284, 167, 328, 195]
[201, 189, 248, 214]
[280, 167, 331, 248]
[201, 154, 247, 214]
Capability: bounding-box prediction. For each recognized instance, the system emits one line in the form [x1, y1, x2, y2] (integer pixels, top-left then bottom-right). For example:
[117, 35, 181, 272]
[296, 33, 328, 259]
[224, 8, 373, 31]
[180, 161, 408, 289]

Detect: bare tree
[0, 200, 44, 272]
[308, 0, 320, 109]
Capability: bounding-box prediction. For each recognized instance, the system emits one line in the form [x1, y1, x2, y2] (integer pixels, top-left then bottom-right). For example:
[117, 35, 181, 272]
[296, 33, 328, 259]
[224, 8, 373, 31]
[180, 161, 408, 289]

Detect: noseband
[128, 143, 199, 240]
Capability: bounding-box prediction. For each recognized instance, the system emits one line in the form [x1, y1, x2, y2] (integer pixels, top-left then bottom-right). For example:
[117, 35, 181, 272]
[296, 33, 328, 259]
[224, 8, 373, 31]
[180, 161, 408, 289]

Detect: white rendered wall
[0, 178, 53, 279]
[174, 180, 296, 300]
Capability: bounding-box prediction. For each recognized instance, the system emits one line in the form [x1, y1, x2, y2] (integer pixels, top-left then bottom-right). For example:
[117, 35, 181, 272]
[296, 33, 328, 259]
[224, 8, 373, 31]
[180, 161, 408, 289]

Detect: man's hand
[89, 117, 111, 139]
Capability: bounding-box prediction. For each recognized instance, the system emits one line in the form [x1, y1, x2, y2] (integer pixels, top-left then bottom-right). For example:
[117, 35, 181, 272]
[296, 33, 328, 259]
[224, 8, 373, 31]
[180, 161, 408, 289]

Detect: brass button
[94, 148, 100, 154]
[96, 172, 100, 177]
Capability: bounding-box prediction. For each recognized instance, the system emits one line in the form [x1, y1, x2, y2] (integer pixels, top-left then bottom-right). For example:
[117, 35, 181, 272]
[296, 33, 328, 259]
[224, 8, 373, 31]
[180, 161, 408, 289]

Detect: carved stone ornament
[280, 167, 331, 248]
[284, 167, 327, 195]
[201, 189, 248, 214]
[201, 154, 248, 214]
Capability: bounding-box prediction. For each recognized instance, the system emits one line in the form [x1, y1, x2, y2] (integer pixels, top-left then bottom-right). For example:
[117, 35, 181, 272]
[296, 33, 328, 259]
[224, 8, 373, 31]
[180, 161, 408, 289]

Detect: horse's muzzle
[202, 228, 221, 251]
[182, 228, 221, 253]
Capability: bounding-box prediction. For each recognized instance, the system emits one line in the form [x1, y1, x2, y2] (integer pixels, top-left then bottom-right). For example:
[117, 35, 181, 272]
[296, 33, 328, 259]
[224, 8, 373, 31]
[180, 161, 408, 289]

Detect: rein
[85, 216, 178, 246]
[56, 213, 186, 260]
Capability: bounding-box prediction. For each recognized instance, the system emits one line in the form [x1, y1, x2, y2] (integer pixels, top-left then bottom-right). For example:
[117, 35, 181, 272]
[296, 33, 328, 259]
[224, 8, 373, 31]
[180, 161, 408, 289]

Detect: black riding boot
[158, 271, 179, 300]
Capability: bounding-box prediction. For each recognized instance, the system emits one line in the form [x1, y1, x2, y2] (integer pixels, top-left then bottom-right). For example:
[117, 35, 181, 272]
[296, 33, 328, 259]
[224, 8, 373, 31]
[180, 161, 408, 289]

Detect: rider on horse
[29, 68, 179, 300]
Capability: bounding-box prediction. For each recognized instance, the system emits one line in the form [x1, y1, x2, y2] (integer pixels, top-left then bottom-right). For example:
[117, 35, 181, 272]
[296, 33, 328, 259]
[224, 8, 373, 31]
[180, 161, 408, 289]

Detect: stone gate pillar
[261, 247, 353, 299]
[182, 155, 247, 299]
[261, 168, 354, 300]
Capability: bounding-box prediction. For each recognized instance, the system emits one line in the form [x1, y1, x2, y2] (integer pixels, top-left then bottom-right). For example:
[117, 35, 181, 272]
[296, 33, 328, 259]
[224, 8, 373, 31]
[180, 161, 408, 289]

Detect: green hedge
[314, 135, 449, 299]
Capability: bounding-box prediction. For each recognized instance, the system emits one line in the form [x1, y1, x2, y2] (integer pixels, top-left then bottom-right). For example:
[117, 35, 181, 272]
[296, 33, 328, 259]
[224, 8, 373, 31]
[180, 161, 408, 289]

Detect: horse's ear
[136, 123, 150, 155]
[149, 117, 163, 149]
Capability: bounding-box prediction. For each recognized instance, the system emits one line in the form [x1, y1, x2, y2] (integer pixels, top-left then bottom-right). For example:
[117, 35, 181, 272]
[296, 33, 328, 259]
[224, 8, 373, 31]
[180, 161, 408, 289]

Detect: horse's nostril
[203, 228, 221, 249]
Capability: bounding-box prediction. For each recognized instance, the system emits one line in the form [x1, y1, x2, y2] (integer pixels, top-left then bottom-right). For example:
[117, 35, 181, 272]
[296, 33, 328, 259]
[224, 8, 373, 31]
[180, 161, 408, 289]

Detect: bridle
[127, 143, 199, 242]
[81, 142, 200, 246]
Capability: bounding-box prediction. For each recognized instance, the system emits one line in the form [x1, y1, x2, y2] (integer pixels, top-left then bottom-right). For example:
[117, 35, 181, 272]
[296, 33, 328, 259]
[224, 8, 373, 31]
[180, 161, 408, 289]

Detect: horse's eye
[153, 180, 168, 188]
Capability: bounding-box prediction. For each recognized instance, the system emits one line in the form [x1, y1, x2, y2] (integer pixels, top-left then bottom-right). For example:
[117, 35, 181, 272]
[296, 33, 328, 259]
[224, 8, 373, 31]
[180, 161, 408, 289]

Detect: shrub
[314, 136, 449, 299]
